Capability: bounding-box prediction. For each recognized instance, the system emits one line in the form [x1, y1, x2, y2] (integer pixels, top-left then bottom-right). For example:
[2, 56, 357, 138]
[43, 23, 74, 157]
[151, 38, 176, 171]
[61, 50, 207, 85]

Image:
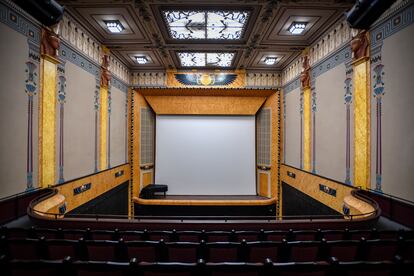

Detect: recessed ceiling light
[105, 20, 124, 33]
[264, 57, 277, 65]
[135, 56, 149, 64]
[289, 22, 306, 35]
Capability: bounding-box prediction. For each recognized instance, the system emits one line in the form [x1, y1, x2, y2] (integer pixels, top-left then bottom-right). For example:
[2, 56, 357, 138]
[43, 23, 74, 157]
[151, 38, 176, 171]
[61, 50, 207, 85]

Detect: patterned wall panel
[140, 107, 155, 166]
[257, 108, 271, 166]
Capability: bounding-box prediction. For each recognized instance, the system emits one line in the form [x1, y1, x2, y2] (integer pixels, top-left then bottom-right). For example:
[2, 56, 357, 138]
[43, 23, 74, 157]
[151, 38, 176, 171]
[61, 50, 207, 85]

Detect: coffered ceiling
[57, 0, 354, 72]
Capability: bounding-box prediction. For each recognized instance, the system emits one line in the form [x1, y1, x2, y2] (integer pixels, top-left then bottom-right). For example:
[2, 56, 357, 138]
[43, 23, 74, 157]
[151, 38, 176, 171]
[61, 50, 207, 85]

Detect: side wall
[0, 1, 40, 197]
[284, 85, 301, 168]
[370, 2, 414, 200]
[313, 47, 353, 183]
[0, 1, 130, 198]
[282, 1, 414, 201]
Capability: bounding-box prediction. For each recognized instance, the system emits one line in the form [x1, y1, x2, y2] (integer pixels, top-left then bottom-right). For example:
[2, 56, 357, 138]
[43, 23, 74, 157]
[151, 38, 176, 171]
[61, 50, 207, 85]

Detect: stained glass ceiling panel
[178, 52, 235, 67]
[163, 10, 250, 40]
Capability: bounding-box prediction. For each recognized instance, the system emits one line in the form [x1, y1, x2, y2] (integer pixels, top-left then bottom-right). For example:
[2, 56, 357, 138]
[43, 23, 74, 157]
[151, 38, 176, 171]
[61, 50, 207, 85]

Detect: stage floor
[150, 195, 269, 200]
[134, 195, 276, 217]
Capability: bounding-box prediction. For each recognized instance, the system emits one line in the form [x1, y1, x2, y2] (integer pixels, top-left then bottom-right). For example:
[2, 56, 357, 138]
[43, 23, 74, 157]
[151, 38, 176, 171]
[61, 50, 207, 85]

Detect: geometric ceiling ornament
[178, 52, 235, 67]
[163, 10, 250, 40]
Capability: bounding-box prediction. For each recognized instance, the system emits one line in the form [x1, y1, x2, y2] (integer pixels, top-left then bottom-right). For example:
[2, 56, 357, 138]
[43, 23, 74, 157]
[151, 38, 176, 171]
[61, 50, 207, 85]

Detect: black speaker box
[346, 0, 397, 29]
[14, 0, 64, 26]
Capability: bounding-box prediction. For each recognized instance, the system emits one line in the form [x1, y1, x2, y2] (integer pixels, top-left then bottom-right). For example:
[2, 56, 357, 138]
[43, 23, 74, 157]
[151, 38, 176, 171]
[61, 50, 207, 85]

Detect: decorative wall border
[59, 41, 100, 78]
[283, 76, 300, 94]
[0, 0, 40, 45]
[112, 76, 129, 93]
[371, 0, 414, 52]
[311, 45, 352, 79]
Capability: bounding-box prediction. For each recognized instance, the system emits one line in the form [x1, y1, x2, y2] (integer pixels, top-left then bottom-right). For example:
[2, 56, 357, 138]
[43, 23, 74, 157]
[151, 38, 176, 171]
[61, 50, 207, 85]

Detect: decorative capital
[351, 30, 370, 61]
[41, 28, 60, 60]
[300, 53, 311, 89]
[100, 51, 111, 88]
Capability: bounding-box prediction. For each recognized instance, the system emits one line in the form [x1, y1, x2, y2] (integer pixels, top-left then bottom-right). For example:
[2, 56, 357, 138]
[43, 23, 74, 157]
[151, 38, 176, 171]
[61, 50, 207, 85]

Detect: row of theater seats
[2, 256, 413, 276]
[2, 236, 414, 263]
[1, 227, 412, 242]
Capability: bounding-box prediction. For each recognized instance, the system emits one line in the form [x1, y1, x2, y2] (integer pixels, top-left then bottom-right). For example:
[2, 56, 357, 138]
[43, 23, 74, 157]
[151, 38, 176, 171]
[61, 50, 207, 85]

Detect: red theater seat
[124, 240, 159, 262]
[45, 239, 79, 260]
[288, 240, 326, 262]
[205, 242, 241, 262]
[246, 241, 286, 262]
[327, 240, 362, 262]
[164, 241, 199, 262]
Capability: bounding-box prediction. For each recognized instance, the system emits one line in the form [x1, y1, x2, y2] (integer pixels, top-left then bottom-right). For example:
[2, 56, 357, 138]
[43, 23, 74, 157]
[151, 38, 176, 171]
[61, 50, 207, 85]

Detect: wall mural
[24, 60, 38, 190]
[344, 65, 353, 185]
[107, 85, 112, 168]
[57, 67, 66, 184]
[299, 90, 303, 170]
[175, 73, 238, 86]
[166, 70, 246, 88]
[372, 62, 385, 192]
[311, 79, 316, 174]
[94, 84, 100, 173]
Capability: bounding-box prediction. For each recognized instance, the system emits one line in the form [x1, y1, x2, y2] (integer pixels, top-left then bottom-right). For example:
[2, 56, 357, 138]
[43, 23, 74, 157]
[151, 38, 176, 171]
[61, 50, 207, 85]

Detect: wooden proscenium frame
[129, 87, 281, 216]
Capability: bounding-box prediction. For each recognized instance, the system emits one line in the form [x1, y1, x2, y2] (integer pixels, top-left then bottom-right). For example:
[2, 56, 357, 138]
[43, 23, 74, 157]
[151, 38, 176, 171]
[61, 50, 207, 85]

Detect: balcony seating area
[1, 226, 413, 275]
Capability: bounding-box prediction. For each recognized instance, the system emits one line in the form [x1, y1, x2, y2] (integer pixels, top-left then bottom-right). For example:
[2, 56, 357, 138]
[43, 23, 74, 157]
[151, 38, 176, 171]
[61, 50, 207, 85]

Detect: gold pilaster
[99, 86, 108, 171]
[353, 57, 370, 189]
[303, 86, 311, 172]
[39, 55, 59, 188]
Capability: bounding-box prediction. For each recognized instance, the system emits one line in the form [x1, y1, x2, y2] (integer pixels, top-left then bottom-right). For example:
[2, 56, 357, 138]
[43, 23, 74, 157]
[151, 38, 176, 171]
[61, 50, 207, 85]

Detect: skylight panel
[178, 52, 235, 67]
[178, 52, 205, 67]
[163, 10, 250, 40]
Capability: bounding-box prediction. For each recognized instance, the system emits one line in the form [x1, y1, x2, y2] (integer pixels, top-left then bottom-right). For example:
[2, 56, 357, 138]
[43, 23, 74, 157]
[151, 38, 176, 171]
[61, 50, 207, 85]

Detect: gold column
[353, 57, 370, 189]
[351, 30, 370, 189]
[99, 86, 108, 170]
[300, 50, 312, 172]
[303, 86, 311, 171]
[39, 55, 59, 188]
[99, 48, 111, 171]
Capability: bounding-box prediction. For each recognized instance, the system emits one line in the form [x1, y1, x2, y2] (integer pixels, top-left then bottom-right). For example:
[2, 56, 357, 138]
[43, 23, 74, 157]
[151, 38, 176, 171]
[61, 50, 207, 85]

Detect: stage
[133, 195, 276, 217]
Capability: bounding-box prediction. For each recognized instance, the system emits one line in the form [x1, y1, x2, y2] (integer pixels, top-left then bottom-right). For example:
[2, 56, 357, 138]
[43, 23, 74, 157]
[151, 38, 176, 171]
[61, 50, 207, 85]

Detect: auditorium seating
[2, 227, 413, 242]
[2, 256, 414, 276]
[1, 226, 413, 275]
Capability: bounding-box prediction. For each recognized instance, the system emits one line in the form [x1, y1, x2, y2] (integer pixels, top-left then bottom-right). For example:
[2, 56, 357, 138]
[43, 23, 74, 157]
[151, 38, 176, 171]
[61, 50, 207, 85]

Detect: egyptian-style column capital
[300, 52, 311, 90]
[100, 52, 112, 88]
[41, 27, 60, 64]
[351, 29, 370, 65]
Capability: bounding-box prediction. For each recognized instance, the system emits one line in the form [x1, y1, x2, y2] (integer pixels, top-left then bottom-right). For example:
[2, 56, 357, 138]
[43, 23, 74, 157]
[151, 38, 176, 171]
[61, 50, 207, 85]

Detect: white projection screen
[155, 115, 256, 195]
